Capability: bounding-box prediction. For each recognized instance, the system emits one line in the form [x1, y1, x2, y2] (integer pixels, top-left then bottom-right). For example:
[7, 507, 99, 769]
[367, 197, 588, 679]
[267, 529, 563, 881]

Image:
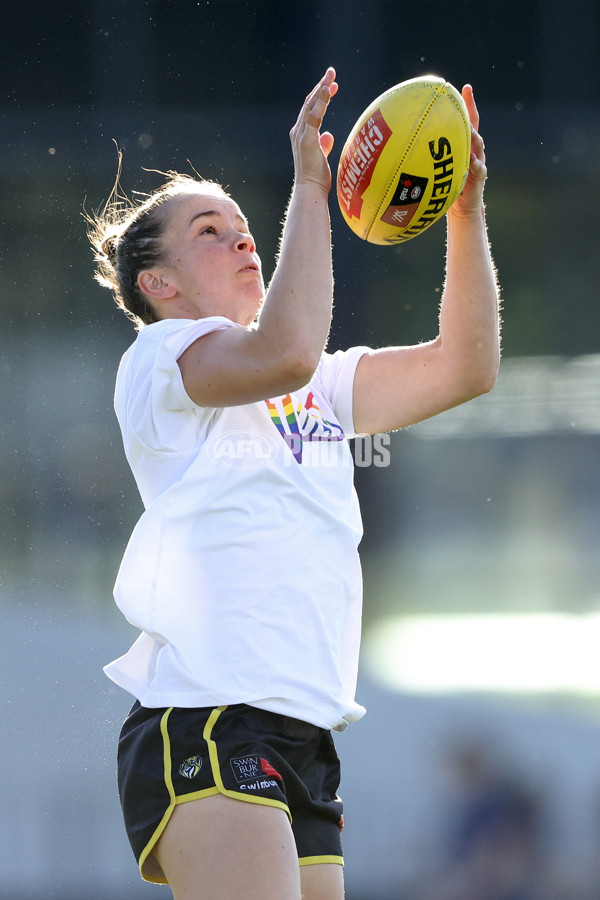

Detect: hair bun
[101, 232, 118, 263]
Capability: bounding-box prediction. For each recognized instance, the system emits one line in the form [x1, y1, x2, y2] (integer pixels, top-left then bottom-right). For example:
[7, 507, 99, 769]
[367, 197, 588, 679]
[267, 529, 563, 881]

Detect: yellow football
[336, 75, 471, 244]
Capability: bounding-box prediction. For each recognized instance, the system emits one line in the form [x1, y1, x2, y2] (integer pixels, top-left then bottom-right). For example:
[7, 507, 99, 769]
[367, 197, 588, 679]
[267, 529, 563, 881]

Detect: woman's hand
[450, 84, 488, 217]
[289, 67, 338, 193]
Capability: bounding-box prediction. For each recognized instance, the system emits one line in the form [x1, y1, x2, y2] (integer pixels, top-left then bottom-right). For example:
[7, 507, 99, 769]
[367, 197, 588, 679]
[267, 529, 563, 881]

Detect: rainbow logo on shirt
[265, 392, 344, 464]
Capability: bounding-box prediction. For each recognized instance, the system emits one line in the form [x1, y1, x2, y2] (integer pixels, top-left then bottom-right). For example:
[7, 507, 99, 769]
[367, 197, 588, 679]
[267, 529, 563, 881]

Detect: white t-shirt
[104, 316, 369, 731]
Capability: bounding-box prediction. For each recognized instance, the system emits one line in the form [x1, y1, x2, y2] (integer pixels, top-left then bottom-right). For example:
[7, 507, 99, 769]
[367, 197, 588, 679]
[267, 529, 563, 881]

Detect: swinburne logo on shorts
[230, 755, 283, 792]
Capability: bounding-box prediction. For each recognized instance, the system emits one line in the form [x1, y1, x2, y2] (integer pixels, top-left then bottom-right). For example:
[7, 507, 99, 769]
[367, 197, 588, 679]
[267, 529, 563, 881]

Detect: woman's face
[159, 188, 265, 325]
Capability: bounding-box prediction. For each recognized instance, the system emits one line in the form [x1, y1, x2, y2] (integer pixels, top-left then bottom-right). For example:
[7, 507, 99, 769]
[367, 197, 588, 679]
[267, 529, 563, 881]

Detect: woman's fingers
[290, 68, 338, 188]
[462, 83, 480, 131]
[294, 68, 337, 133]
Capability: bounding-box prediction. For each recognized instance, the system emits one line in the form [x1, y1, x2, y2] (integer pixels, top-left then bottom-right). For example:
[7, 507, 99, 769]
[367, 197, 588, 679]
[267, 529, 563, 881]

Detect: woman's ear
[137, 270, 177, 300]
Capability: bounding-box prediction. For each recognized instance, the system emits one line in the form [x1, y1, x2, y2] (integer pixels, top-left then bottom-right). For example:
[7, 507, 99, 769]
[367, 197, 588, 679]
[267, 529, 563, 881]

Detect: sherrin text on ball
[336, 75, 471, 244]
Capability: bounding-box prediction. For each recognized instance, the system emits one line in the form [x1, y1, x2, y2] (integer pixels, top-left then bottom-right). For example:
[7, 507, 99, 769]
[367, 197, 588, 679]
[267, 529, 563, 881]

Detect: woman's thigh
[154, 793, 302, 900]
[300, 862, 345, 900]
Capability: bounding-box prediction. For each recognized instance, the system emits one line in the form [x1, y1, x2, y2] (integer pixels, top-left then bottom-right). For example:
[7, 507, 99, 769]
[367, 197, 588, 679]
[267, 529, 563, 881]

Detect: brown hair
[87, 157, 229, 329]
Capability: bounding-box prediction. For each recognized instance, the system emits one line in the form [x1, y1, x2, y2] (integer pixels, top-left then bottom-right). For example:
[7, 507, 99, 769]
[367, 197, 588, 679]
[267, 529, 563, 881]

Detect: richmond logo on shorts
[230, 755, 283, 792]
[178, 755, 203, 779]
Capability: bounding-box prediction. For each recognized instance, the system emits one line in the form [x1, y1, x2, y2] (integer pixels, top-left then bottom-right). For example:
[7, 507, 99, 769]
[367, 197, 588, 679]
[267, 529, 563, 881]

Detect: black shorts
[117, 701, 344, 883]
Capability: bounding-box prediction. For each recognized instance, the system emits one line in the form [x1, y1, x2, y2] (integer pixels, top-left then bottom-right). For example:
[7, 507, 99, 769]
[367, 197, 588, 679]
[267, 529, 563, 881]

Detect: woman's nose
[236, 233, 255, 252]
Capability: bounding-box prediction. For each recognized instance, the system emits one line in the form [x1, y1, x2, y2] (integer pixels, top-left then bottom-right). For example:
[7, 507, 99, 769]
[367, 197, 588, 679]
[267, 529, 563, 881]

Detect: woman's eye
[200, 225, 217, 235]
